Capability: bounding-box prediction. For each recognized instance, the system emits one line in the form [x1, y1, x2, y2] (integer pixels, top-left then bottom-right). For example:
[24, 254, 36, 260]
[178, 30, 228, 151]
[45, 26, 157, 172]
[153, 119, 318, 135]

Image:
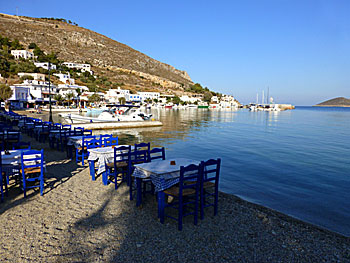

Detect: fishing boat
[59, 105, 152, 123]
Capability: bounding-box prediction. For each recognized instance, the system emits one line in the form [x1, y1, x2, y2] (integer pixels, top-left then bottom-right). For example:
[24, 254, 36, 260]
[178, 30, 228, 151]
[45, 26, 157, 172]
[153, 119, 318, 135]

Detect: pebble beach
[1, 134, 350, 263]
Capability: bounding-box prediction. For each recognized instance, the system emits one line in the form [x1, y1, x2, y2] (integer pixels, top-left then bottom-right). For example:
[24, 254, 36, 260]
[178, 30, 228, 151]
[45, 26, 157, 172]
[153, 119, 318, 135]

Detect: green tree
[172, 96, 181, 105]
[203, 91, 213, 103]
[88, 93, 101, 103]
[20, 75, 34, 81]
[28, 43, 37, 49]
[65, 92, 74, 107]
[118, 97, 126, 105]
[0, 84, 13, 101]
[53, 94, 64, 105]
[10, 39, 23, 50]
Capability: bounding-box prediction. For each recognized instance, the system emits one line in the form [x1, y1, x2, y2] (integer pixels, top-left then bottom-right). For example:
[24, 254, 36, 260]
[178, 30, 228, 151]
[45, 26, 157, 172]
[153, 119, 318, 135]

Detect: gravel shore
[0, 134, 349, 263]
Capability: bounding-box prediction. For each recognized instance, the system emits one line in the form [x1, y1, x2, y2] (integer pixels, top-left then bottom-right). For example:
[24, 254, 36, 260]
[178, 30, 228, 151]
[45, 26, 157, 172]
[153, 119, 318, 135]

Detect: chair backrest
[113, 145, 131, 164]
[179, 163, 202, 194]
[21, 149, 44, 172]
[86, 137, 102, 150]
[74, 127, 84, 135]
[83, 129, 93, 136]
[134, 142, 150, 162]
[201, 158, 221, 184]
[7, 130, 20, 141]
[135, 142, 151, 152]
[62, 124, 71, 130]
[103, 136, 118, 147]
[148, 147, 165, 162]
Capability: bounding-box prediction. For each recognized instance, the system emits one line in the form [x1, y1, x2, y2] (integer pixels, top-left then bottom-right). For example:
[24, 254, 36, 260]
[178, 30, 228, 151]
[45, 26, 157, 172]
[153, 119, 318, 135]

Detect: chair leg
[214, 188, 219, 216]
[178, 195, 183, 231]
[40, 174, 44, 196]
[200, 188, 205, 220]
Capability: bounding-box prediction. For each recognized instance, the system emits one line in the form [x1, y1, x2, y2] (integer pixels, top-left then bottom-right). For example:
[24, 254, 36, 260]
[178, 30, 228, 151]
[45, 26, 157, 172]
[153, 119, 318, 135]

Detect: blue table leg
[102, 171, 108, 185]
[136, 178, 142, 207]
[67, 145, 73, 159]
[158, 191, 165, 223]
[89, 160, 96, 181]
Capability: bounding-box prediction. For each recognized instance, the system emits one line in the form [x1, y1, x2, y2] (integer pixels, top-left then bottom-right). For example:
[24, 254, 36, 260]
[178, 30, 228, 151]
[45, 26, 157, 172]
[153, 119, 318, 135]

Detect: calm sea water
[56, 106, 350, 236]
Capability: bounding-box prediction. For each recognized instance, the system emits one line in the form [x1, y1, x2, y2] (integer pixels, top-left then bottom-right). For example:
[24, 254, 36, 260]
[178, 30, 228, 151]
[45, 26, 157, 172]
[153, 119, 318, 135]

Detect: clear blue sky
[1, 0, 349, 105]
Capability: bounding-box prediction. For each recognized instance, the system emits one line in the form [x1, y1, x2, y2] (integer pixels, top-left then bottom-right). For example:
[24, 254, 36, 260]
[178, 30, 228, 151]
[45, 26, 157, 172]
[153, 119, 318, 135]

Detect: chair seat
[164, 186, 196, 196]
[203, 181, 215, 188]
[20, 167, 41, 174]
[106, 162, 128, 168]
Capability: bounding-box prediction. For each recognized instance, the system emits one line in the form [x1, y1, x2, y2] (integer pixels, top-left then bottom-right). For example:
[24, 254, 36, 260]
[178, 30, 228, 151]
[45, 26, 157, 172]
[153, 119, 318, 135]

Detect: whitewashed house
[126, 94, 142, 102]
[10, 80, 58, 105]
[8, 86, 31, 108]
[180, 94, 203, 104]
[105, 87, 130, 103]
[54, 72, 75, 85]
[17, 73, 46, 81]
[137, 92, 160, 102]
[11, 50, 34, 60]
[34, 62, 57, 70]
[57, 84, 88, 97]
[62, 62, 93, 75]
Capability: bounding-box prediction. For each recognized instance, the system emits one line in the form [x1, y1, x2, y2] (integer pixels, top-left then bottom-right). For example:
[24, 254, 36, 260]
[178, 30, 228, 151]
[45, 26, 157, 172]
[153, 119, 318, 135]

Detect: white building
[57, 84, 88, 97]
[34, 62, 57, 70]
[62, 62, 93, 75]
[10, 80, 58, 104]
[211, 96, 219, 103]
[8, 86, 31, 108]
[179, 94, 203, 104]
[126, 94, 142, 102]
[54, 72, 75, 85]
[137, 92, 160, 102]
[105, 87, 130, 103]
[11, 50, 34, 60]
[18, 73, 46, 81]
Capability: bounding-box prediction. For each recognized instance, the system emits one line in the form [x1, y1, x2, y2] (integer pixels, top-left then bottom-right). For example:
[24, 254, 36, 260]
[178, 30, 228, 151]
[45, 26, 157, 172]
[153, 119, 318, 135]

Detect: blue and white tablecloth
[133, 158, 200, 192]
[87, 145, 132, 175]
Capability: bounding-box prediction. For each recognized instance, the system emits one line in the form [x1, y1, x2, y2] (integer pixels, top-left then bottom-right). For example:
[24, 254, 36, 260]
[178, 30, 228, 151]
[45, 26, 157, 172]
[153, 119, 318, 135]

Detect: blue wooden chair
[148, 147, 166, 162]
[160, 163, 202, 231]
[6, 130, 20, 150]
[135, 142, 151, 153]
[129, 149, 149, 201]
[83, 129, 93, 136]
[0, 152, 5, 202]
[103, 136, 118, 147]
[76, 135, 96, 165]
[20, 149, 45, 197]
[105, 145, 131, 189]
[86, 137, 102, 151]
[200, 158, 221, 220]
[74, 127, 84, 136]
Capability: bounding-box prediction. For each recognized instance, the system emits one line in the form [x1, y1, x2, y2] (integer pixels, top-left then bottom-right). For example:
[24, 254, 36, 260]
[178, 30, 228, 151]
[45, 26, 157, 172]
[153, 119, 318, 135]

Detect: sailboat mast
[262, 91, 264, 105]
[256, 93, 259, 104]
[267, 87, 270, 104]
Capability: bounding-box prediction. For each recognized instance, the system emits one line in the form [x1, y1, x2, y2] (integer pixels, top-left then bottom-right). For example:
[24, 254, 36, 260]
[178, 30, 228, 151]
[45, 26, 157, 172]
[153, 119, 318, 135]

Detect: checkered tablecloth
[133, 158, 200, 192]
[87, 145, 133, 175]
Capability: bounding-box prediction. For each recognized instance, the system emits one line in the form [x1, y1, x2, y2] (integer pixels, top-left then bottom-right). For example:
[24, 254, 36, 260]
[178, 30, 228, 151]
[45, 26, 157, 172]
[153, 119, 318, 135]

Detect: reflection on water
[25, 107, 350, 236]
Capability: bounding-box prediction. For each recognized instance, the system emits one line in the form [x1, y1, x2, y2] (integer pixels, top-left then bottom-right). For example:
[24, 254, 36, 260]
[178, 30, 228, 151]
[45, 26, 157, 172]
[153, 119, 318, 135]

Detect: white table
[133, 158, 200, 207]
[87, 145, 133, 185]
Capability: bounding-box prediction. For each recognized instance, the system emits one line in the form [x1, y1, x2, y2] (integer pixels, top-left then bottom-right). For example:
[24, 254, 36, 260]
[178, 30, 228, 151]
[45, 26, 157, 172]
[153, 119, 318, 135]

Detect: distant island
[314, 97, 350, 107]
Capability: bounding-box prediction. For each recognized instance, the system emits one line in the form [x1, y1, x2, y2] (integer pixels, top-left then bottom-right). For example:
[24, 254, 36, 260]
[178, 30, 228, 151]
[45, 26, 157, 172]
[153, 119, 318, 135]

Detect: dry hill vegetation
[316, 97, 350, 107]
[0, 13, 199, 95]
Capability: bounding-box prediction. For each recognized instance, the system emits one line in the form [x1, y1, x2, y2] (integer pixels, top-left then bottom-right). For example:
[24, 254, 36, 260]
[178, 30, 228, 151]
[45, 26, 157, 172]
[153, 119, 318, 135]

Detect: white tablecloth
[88, 145, 132, 175]
[133, 158, 200, 191]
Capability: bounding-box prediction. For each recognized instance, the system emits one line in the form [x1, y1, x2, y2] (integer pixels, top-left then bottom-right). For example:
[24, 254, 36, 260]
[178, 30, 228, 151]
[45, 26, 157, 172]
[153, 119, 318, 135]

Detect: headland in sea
[0, 110, 349, 262]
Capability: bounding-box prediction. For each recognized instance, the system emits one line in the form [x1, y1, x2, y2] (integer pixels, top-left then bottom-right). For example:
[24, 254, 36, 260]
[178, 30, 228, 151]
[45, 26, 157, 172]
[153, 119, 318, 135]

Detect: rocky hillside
[315, 97, 350, 107]
[0, 13, 193, 92]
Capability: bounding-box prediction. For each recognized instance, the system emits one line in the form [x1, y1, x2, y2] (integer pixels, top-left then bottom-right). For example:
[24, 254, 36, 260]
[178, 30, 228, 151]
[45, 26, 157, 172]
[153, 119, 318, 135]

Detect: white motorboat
[59, 105, 152, 123]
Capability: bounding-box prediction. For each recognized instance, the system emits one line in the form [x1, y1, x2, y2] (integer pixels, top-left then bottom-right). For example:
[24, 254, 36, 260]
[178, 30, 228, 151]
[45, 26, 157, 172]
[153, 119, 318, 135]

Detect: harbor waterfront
[20, 106, 350, 236]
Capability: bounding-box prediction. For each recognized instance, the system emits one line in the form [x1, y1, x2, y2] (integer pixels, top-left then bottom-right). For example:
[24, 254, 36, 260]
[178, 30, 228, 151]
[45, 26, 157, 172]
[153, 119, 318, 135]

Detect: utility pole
[48, 62, 53, 123]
